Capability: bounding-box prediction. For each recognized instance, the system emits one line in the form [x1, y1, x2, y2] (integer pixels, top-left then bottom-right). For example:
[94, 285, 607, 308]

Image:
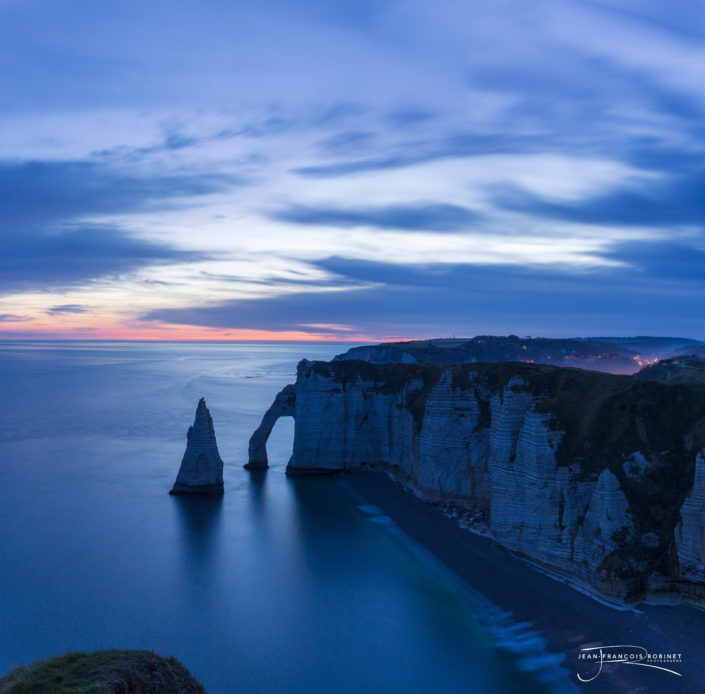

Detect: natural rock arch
[245, 383, 296, 469]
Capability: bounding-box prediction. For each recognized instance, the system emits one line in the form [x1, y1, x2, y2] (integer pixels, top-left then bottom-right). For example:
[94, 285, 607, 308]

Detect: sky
[2, 0, 705, 341]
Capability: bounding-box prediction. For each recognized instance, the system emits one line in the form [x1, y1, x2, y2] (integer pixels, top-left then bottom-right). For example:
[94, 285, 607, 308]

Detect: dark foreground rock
[170, 398, 224, 495]
[0, 649, 206, 694]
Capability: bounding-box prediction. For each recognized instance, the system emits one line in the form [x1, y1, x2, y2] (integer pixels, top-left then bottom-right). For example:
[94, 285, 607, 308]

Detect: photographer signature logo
[577, 644, 682, 682]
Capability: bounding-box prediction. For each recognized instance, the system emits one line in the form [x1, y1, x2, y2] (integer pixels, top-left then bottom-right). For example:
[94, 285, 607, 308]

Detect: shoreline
[338, 469, 705, 694]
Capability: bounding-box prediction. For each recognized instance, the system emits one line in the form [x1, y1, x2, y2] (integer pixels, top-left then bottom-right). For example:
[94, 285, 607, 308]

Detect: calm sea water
[0, 341, 547, 694]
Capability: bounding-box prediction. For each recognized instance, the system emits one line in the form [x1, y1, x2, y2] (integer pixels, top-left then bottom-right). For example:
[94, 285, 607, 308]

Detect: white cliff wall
[292, 366, 397, 471]
[411, 372, 489, 505]
[676, 453, 705, 585]
[270, 362, 705, 603]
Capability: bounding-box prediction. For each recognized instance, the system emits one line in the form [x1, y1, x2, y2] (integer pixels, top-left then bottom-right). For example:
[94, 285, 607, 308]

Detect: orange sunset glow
[0, 315, 397, 342]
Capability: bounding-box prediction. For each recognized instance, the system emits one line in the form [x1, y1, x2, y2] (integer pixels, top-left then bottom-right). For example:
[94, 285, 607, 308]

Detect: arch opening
[245, 383, 296, 470]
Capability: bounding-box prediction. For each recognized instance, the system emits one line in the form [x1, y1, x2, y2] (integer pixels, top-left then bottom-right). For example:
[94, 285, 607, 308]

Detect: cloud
[314, 130, 377, 155]
[599, 240, 705, 281]
[94, 130, 203, 160]
[292, 133, 542, 178]
[0, 155, 232, 293]
[490, 163, 705, 226]
[0, 314, 32, 322]
[0, 224, 202, 292]
[144, 240, 705, 338]
[385, 108, 436, 127]
[0, 159, 239, 227]
[270, 203, 482, 231]
[46, 304, 89, 315]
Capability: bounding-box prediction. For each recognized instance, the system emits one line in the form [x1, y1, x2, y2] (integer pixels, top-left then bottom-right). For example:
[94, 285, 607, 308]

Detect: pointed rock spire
[170, 398, 224, 495]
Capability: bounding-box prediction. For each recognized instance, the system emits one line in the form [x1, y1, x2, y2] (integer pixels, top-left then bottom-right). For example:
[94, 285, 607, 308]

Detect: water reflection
[246, 468, 268, 510]
[172, 495, 224, 573]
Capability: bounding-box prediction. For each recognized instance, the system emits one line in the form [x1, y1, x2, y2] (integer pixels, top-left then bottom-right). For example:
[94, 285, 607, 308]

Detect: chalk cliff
[246, 384, 295, 469]
[171, 398, 224, 495]
[249, 359, 705, 604]
[676, 452, 705, 589]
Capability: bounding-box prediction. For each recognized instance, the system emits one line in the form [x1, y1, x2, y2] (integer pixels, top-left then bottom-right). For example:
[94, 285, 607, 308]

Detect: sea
[0, 341, 551, 694]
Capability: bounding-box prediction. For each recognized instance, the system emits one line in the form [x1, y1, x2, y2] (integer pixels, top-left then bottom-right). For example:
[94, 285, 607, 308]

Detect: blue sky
[2, 0, 705, 339]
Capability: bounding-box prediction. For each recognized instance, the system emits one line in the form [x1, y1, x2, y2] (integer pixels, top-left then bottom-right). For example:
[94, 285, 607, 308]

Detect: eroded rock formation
[245, 383, 296, 469]
[249, 358, 705, 605]
[170, 398, 224, 495]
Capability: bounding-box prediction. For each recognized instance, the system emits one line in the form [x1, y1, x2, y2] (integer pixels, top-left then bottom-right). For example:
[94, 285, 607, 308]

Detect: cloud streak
[0, 224, 202, 291]
[0, 155, 235, 293]
[490, 167, 705, 226]
[46, 304, 90, 315]
[0, 159, 239, 226]
[270, 203, 482, 231]
[144, 237, 705, 339]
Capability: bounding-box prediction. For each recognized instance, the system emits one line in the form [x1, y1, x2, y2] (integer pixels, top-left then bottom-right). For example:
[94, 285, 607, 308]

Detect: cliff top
[636, 355, 705, 385]
[334, 335, 704, 374]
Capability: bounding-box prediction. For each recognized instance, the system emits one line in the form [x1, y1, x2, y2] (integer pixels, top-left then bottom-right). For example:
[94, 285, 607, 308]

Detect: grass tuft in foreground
[0, 649, 206, 694]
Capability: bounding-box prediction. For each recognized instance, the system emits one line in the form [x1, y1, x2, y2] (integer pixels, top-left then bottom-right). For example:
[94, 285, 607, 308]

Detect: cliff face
[249, 359, 705, 604]
[676, 452, 705, 589]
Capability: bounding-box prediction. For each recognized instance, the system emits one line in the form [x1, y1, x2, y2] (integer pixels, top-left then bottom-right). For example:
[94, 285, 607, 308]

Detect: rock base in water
[243, 461, 265, 471]
[284, 465, 342, 476]
[169, 482, 224, 495]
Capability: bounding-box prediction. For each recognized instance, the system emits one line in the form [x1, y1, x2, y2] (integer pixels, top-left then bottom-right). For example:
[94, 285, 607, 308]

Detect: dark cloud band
[270, 202, 482, 232]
